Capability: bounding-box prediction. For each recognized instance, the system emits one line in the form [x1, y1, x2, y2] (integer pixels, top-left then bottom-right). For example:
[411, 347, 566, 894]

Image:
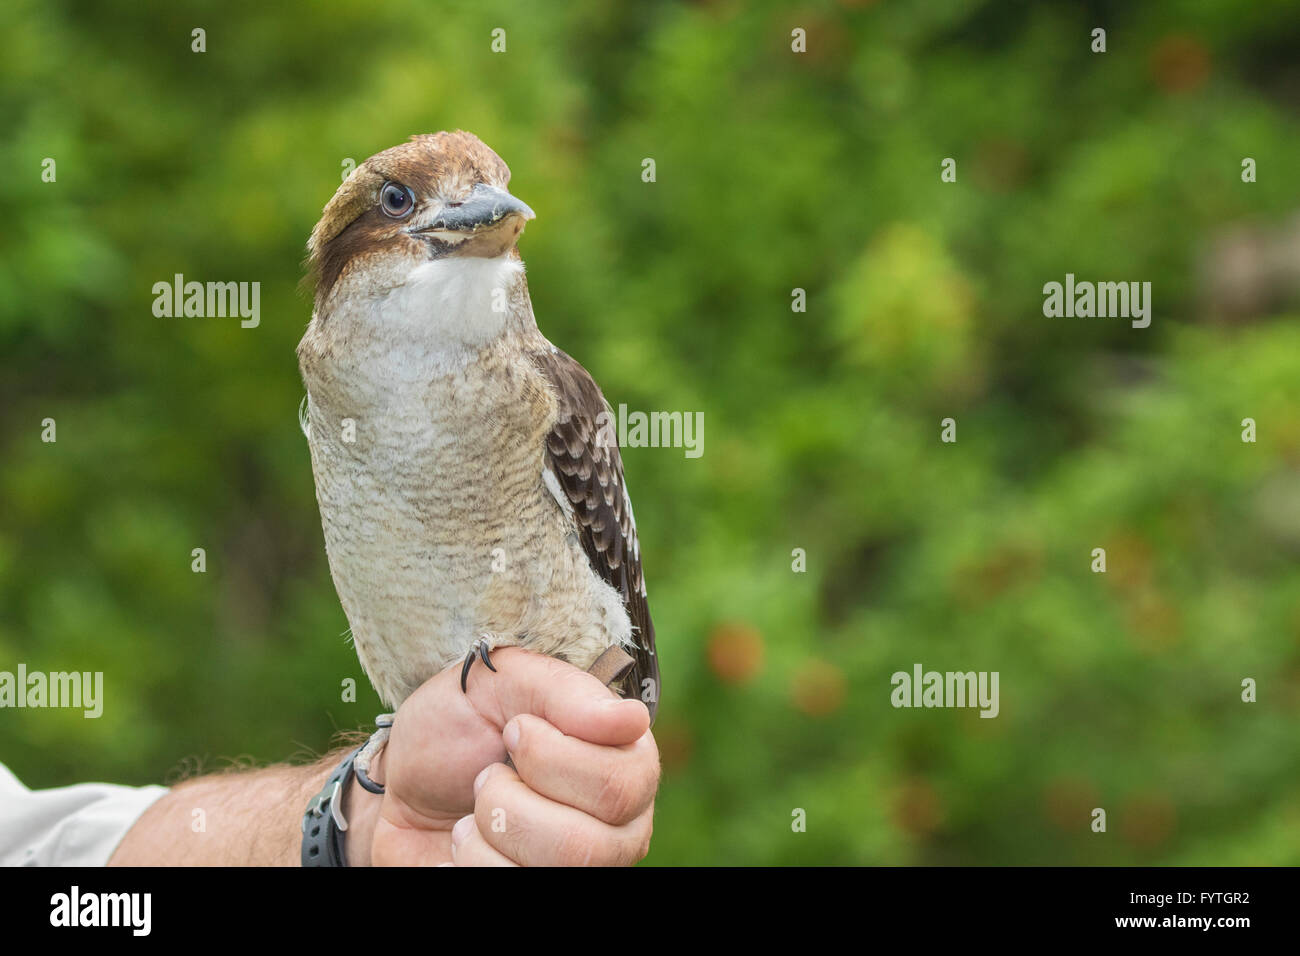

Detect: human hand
[349, 647, 658, 866]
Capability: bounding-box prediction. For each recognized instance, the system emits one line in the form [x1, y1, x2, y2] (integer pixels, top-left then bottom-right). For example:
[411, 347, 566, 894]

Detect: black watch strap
[301, 746, 358, 867]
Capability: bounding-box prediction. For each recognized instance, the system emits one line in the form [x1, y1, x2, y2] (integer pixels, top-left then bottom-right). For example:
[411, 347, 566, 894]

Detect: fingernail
[451, 814, 475, 848]
[473, 765, 491, 796]
[503, 718, 521, 753]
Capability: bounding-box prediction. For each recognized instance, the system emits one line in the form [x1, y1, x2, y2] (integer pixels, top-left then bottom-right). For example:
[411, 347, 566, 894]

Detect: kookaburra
[298, 132, 657, 722]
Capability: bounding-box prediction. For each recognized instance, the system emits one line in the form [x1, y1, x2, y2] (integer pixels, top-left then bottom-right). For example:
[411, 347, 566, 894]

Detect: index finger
[463, 646, 651, 747]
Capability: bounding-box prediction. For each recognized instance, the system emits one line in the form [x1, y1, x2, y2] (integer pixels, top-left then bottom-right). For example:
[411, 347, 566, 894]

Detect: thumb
[469, 647, 650, 746]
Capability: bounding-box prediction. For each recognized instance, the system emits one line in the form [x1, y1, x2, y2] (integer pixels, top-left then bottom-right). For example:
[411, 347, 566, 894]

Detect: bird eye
[379, 181, 415, 218]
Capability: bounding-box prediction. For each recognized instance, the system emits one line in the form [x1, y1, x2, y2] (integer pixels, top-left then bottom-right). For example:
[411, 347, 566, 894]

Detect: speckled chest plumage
[298, 294, 632, 707]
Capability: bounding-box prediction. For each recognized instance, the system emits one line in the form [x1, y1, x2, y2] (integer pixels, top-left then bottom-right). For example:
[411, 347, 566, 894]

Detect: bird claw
[460, 637, 498, 692]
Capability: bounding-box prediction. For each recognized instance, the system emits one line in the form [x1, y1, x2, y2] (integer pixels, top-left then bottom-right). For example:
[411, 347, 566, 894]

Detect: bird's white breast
[298, 256, 631, 705]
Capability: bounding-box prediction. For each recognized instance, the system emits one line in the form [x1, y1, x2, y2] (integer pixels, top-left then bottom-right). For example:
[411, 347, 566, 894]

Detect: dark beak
[414, 183, 535, 236]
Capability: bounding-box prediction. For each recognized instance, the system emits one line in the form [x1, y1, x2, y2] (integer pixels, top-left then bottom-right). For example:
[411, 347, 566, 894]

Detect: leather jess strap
[586, 645, 636, 688]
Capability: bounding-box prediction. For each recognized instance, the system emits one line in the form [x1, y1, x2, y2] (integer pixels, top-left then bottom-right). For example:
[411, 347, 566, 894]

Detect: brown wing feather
[531, 345, 659, 724]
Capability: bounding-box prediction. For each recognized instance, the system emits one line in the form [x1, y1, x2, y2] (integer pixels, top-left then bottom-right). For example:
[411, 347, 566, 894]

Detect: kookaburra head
[298, 132, 659, 720]
[306, 131, 535, 339]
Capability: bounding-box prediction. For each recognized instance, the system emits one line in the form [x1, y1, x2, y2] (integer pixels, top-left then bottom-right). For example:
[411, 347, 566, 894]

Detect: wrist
[343, 745, 384, 867]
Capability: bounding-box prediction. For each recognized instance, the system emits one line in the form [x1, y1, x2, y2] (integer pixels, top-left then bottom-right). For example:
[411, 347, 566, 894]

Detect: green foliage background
[2, 0, 1298, 864]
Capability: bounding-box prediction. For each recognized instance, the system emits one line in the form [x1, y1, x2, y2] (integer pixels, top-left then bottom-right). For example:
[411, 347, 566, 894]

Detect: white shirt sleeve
[0, 762, 168, 866]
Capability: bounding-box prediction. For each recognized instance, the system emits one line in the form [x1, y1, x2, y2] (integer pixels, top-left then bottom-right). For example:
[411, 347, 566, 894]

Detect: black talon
[461, 639, 498, 692]
[460, 648, 475, 693]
